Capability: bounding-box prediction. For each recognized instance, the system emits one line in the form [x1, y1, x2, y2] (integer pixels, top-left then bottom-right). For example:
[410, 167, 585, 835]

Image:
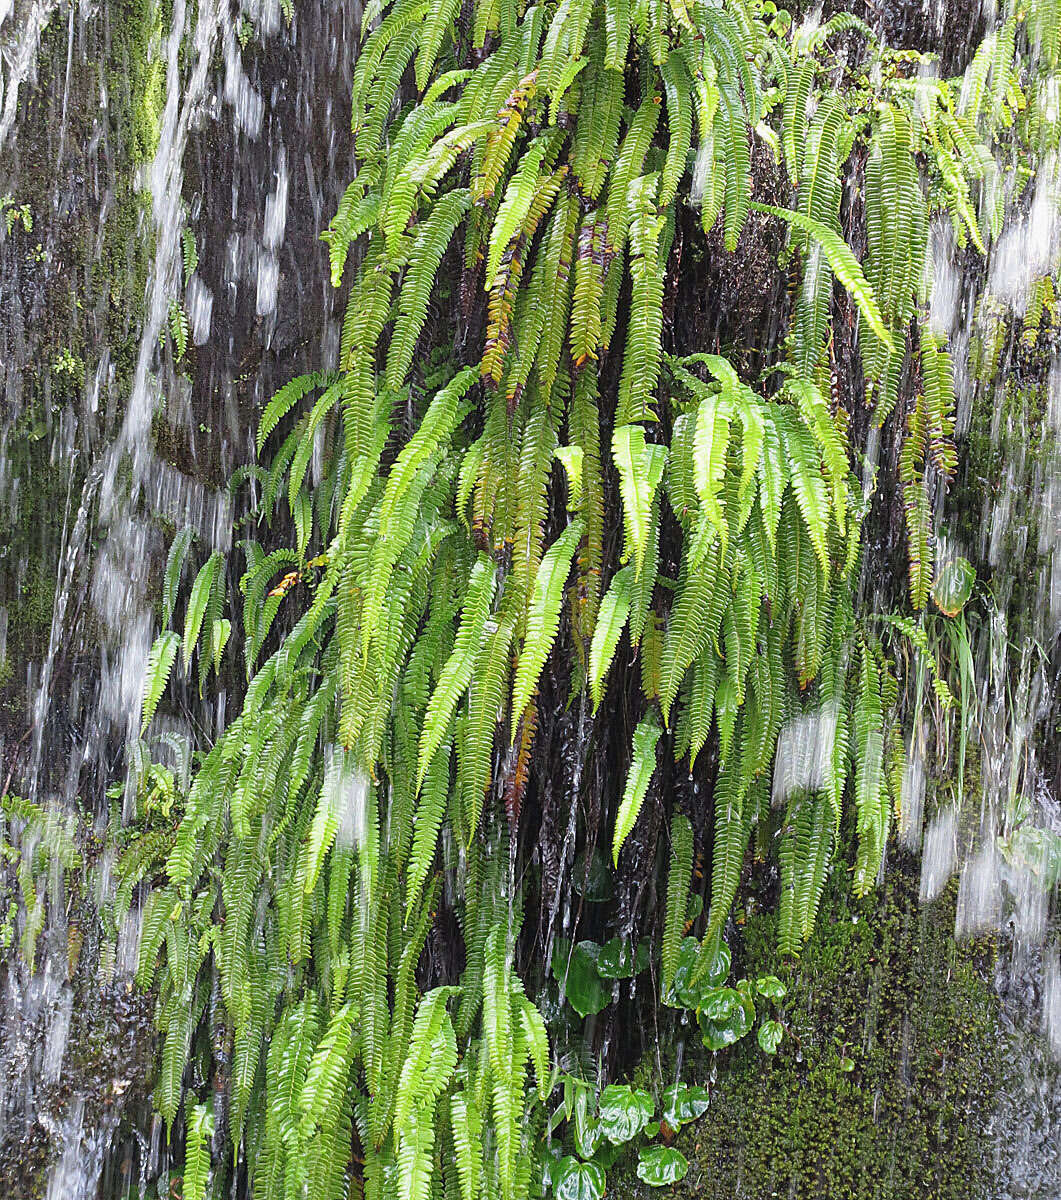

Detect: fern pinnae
[459, 614, 514, 843]
[182, 1102, 214, 1200]
[702, 756, 749, 949]
[589, 565, 633, 711]
[182, 551, 223, 674]
[663, 814, 694, 995]
[142, 631, 180, 732]
[386, 193, 473, 392]
[612, 425, 668, 580]
[258, 371, 328, 453]
[393, 987, 460, 1135]
[406, 738, 452, 919]
[509, 519, 584, 737]
[719, 84, 751, 251]
[659, 539, 722, 722]
[450, 1092, 484, 1200]
[612, 712, 663, 866]
[417, 557, 496, 791]
[161, 526, 195, 629]
[752, 202, 894, 350]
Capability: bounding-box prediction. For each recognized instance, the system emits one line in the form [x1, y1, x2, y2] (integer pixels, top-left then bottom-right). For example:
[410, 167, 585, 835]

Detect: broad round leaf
[552, 940, 610, 1018]
[596, 937, 651, 979]
[755, 974, 786, 1000]
[637, 1146, 690, 1187]
[699, 986, 739, 1021]
[554, 1157, 606, 1200]
[662, 1082, 711, 1129]
[696, 935, 732, 987]
[597, 1084, 654, 1144]
[758, 1019, 785, 1053]
[932, 556, 975, 616]
[698, 987, 754, 1050]
[669, 936, 731, 1008]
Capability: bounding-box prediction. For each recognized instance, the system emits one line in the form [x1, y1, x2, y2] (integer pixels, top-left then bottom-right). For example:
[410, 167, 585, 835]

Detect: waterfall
[0, 1, 356, 1193]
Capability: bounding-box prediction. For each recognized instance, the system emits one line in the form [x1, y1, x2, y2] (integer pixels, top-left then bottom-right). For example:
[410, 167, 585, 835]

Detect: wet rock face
[615, 858, 1018, 1200]
[0, 910, 155, 1200]
[0, 3, 360, 1196]
[0, 0, 155, 780]
[167, 2, 358, 488]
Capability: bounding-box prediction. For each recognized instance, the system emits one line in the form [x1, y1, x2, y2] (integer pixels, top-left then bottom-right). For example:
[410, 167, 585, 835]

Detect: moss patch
[618, 856, 1006, 1200]
[0, 0, 157, 729]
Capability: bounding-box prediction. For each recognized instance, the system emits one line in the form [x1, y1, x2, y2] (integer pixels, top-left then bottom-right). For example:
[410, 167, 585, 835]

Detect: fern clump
[117, 0, 1061, 1197]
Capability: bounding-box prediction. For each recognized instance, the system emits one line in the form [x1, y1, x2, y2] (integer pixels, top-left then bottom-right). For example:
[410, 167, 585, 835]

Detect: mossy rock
[616, 856, 1007, 1200]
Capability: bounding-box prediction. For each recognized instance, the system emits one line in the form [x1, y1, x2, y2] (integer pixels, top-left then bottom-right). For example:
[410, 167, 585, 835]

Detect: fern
[182, 1102, 214, 1200]
[510, 519, 584, 734]
[612, 713, 662, 865]
[450, 1093, 484, 1200]
[662, 814, 694, 994]
[300, 1001, 357, 1135]
[589, 566, 632, 711]
[182, 551, 223, 674]
[418, 558, 496, 789]
[123, 6, 1057, 1194]
[752, 203, 893, 349]
[394, 988, 459, 1134]
[141, 631, 180, 732]
[702, 758, 749, 946]
[659, 540, 724, 721]
[387, 193, 473, 391]
[407, 739, 452, 916]
[612, 425, 667, 580]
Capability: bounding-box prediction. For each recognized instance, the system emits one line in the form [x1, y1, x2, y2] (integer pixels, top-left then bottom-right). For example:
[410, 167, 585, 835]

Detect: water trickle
[0, 0, 358, 1191]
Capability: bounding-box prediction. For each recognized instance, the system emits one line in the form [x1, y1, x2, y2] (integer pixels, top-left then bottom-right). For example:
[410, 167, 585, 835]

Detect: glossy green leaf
[637, 1146, 690, 1187]
[595, 937, 651, 979]
[932, 556, 975, 616]
[662, 1082, 711, 1129]
[698, 986, 755, 1050]
[757, 1019, 785, 1053]
[554, 1157, 606, 1200]
[597, 1084, 654, 1144]
[551, 939, 610, 1018]
[755, 974, 787, 1000]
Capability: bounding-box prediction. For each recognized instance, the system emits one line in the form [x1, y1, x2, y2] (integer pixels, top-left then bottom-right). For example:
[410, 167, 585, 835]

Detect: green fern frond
[510, 519, 584, 735]
[663, 814, 694, 994]
[612, 713, 662, 866]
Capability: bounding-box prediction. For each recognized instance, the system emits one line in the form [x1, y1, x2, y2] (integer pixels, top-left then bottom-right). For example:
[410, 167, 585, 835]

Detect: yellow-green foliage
[121, 1, 1060, 1197]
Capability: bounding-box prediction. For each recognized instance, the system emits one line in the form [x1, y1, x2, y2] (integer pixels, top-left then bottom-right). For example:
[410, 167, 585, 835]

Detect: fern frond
[589, 566, 632, 711]
[142, 631, 180, 732]
[417, 558, 496, 789]
[612, 713, 662, 866]
[662, 814, 694, 994]
[612, 425, 667, 580]
[510, 519, 584, 735]
[752, 202, 893, 349]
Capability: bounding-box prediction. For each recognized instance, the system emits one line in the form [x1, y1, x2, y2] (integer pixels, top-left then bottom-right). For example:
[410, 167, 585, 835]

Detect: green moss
[616, 858, 1006, 1200]
[0, 0, 157, 722]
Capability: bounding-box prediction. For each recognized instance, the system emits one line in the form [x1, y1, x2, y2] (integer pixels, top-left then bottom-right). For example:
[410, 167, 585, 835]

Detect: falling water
[0, 0, 356, 1193]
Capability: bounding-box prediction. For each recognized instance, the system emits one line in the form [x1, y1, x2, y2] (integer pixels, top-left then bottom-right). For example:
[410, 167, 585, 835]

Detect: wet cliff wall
[0, 3, 359, 1194]
[0, 1, 1057, 1198]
